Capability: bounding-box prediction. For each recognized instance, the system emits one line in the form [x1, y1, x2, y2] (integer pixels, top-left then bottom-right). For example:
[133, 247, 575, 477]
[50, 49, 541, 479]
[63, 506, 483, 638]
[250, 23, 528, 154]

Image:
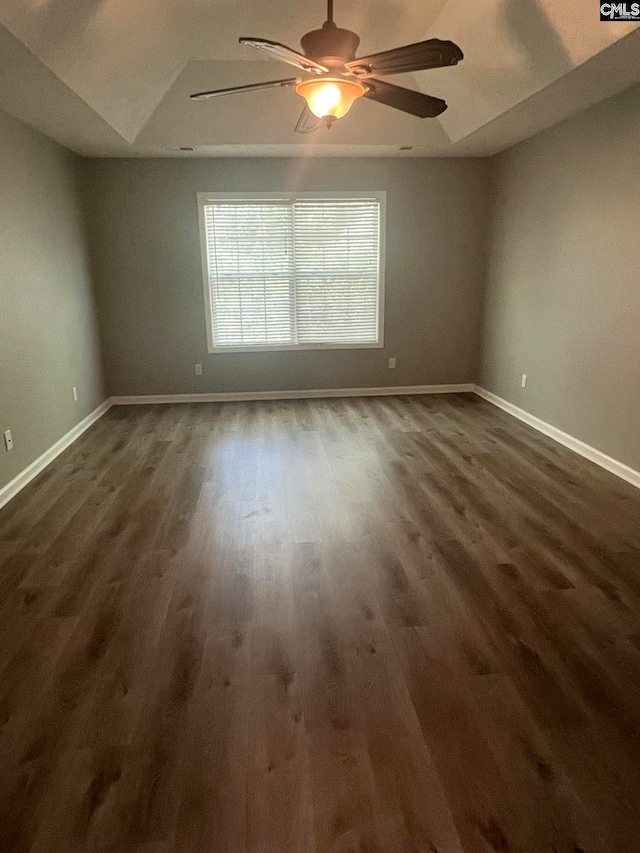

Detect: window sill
[207, 341, 384, 354]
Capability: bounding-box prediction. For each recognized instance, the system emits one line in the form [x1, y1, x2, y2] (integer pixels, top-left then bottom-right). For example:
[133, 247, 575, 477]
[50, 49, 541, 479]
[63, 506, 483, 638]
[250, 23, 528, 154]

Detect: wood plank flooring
[1, 393, 640, 852]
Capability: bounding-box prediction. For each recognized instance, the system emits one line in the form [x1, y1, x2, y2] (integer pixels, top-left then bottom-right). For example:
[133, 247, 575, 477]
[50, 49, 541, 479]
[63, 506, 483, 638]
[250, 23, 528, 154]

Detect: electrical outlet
[72, 386, 78, 402]
[3, 430, 13, 452]
[195, 364, 203, 376]
[521, 374, 528, 388]
[388, 358, 397, 369]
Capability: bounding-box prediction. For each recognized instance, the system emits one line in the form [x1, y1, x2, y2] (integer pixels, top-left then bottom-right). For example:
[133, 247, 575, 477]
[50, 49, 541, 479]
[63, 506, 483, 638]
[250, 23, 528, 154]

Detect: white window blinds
[200, 194, 383, 351]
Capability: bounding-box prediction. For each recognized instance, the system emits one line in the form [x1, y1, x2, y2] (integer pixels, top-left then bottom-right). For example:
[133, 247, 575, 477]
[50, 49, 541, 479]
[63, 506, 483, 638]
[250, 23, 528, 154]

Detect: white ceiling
[0, 0, 639, 157]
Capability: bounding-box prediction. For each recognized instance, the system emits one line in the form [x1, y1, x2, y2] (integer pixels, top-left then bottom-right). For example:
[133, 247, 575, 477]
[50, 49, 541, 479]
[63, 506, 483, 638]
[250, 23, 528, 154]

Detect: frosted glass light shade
[296, 77, 365, 119]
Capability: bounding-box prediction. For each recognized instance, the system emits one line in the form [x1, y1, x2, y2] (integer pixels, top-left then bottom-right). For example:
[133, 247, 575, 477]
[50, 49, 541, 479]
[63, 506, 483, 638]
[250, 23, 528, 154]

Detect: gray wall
[3, 80, 640, 491]
[0, 110, 106, 492]
[83, 158, 490, 396]
[481, 84, 640, 472]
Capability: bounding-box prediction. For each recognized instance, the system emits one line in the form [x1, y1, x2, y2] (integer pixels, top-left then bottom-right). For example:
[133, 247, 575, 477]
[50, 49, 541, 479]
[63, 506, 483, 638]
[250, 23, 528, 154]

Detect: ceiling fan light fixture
[295, 77, 365, 121]
[193, 3, 463, 127]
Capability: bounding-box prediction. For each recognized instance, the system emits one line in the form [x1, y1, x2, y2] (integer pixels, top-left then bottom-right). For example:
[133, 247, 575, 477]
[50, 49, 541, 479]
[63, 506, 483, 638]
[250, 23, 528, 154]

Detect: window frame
[197, 191, 386, 354]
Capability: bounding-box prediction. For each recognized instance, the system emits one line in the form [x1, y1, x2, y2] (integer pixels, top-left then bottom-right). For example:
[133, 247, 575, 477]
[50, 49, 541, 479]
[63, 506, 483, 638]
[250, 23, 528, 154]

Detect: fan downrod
[300, 1, 360, 69]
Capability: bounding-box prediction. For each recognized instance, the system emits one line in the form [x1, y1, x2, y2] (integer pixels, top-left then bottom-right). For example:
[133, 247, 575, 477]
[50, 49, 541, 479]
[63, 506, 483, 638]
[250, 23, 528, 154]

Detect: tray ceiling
[0, 0, 638, 157]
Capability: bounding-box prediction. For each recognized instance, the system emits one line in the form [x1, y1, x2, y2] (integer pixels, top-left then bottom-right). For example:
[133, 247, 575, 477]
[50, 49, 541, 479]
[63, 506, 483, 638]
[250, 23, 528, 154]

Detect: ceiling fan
[190, 0, 463, 132]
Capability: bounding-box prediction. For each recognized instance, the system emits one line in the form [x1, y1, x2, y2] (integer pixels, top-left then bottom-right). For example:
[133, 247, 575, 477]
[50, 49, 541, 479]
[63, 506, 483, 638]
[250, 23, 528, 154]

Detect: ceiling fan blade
[190, 78, 300, 100]
[294, 105, 323, 135]
[363, 78, 447, 118]
[346, 39, 463, 78]
[239, 38, 329, 75]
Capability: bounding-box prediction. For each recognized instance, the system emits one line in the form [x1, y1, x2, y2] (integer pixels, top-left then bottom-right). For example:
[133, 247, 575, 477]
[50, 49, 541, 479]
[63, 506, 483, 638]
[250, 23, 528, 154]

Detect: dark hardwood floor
[1, 393, 640, 852]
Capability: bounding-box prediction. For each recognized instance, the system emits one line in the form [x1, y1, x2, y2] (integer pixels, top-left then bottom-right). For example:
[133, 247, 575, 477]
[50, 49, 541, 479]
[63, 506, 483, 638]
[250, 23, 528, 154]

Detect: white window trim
[197, 191, 386, 354]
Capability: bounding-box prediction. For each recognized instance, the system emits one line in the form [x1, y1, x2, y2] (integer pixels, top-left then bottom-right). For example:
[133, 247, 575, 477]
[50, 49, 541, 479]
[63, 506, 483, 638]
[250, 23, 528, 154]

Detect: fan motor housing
[301, 21, 360, 68]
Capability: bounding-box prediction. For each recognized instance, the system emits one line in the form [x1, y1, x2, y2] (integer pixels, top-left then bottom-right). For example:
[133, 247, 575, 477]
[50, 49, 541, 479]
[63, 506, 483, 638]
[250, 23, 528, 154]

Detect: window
[198, 192, 385, 352]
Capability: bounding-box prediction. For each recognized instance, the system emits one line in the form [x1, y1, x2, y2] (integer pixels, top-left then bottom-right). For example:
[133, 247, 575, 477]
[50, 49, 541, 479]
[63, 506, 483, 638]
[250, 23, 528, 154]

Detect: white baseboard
[474, 386, 640, 490]
[110, 384, 475, 406]
[0, 399, 112, 511]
